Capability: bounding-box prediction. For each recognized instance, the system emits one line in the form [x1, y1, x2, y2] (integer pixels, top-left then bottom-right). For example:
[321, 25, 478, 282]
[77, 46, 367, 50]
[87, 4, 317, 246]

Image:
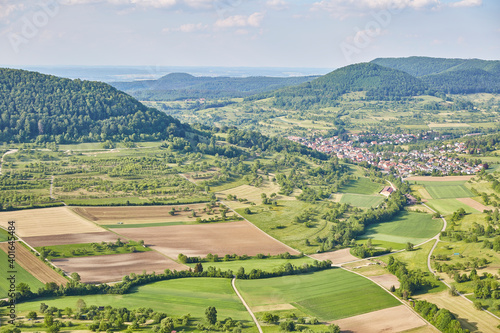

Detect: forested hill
[251, 63, 430, 109]
[110, 73, 318, 100]
[371, 57, 500, 94]
[0, 68, 189, 143]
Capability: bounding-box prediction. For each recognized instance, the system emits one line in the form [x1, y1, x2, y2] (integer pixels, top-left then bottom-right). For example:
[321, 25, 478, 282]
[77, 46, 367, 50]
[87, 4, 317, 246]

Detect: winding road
[231, 278, 263, 333]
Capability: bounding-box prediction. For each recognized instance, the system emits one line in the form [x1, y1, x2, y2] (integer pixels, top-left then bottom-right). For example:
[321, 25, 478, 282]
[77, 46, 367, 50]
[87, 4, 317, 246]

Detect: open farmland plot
[0, 242, 67, 286]
[16, 278, 254, 324]
[0, 207, 105, 237]
[236, 268, 400, 321]
[23, 231, 119, 247]
[339, 193, 384, 208]
[310, 248, 359, 265]
[217, 180, 292, 210]
[425, 185, 474, 199]
[338, 177, 385, 195]
[359, 211, 443, 246]
[72, 203, 217, 225]
[115, 221, 299, 259]
[0, 245, 45, 297]
[425, 199, 479, 215]
[51, 251, 188, 283]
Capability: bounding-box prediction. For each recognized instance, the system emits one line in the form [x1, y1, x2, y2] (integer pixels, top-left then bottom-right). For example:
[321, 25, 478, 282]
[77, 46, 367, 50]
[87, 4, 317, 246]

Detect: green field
[425, 185, 474, 199]
[359, 211, 443, 246]
[35, 241, 151, 259]
[339, 193, 384, 208]
[338, 177, 385, 195]
[16, 278, 254, 325]
[236, 269, 400, 321]
[187, 257, 317, 272]
[425, 199, 479, 215]
[0, 250, 45, 298]
[0, 228, 11, 242]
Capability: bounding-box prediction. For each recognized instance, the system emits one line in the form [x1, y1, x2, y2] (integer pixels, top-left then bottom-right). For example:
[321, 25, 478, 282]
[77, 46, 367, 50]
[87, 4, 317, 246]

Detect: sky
[0, 0, 499, 69]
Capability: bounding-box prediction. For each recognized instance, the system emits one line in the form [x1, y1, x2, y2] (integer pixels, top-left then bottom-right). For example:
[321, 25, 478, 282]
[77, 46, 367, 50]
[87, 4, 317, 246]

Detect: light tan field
[369, 274, 401, 290]
[310, 248, 359, 265]
[51, 251, 188, 283]
[0, 242, 68, 285]
[115, 221, 299, 259]
[417, 188, 433, 201]
[332, 305, 430, 333]
[406, 205, 434, 214]
[406, 175, 474, 182]
[72, 203, 219, 225]
[330, 193, 343, 202]
[456, 197, 493, 212]
[217, 178, 294, 209]
[23, 231, 120, 247]
[418, 291, 500, 333]
[0, 207, 105, 237]
[428, 123, 471, 128]
[252, 304, 296, 313]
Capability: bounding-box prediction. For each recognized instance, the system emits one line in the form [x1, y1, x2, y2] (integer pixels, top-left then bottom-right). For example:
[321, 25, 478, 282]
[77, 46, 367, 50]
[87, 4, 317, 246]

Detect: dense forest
[372, 57, 500, 94]
[0, 68, 189, 143]
[111, 73, 318, 100]
[247, 63, 431, 109]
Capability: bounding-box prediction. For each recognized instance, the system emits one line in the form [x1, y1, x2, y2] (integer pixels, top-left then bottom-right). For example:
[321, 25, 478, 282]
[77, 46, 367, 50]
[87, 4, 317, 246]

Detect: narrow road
[0, 149, 18, 175]
[231, 277, 263, 333]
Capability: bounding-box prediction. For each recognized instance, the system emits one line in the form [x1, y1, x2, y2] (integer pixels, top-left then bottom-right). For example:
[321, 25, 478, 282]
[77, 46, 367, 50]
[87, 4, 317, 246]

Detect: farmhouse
[405, 194, 417, 205]
[379, 186, 394, 197]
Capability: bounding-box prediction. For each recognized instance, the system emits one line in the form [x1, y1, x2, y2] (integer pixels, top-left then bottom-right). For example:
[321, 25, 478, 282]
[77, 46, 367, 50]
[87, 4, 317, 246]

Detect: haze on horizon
[0, 0, 499, 70]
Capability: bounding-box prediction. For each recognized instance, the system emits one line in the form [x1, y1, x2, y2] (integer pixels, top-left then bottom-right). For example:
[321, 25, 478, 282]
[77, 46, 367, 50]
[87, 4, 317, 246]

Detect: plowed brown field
[0, 243, 67, 285]
[114, 221, 299, 259]
[23, 231, 120, 247]
[51, 251, 188, 283]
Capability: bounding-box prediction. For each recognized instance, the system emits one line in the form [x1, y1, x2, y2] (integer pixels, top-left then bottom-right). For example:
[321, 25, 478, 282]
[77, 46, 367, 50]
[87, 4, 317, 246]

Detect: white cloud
[164, 22, 208, 33]
[266, 0, 289, 10]
[214, 12, 264, 28]
[0, 3, 25, 19]
[448, 0, 482, 8]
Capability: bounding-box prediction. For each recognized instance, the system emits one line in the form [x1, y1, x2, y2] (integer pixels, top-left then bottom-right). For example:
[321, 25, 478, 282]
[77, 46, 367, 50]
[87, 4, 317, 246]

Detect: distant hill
[110, 73, 319, 100]
[253, 63, 430, 109]
[0, 68, 189, 143]
[371, 57, 500, 94]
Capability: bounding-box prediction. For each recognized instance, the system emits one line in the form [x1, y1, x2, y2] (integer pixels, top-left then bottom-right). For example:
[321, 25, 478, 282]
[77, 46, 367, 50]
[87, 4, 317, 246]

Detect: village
[288, 134, 485, 177]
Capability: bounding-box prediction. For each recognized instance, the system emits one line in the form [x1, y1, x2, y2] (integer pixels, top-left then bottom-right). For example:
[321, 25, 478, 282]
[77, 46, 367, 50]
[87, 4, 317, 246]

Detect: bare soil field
[456, 197, 493, 212]
[114, 221, 299, 259]
[418, 291, 500, 333]
[369, 274, 400, 290]
[0, 207, 105, 237]
[51, 251, 188, 283]
[23, 231, 120, 247]
[310, 248, 359, 265]
[332, 305, 430, 333]
[0, 242, 68, 285]
[405, 175, 474, 182]
[72, 204, 216, 225]
[252, 304, 296, 313]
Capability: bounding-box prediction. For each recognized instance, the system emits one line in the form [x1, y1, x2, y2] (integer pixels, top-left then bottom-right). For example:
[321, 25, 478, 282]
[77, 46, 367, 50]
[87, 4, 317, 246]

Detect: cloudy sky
[0, 0, 498, 68]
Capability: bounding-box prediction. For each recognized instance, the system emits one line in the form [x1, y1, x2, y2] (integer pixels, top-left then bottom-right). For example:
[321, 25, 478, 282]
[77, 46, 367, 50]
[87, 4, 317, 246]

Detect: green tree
[279, 320, 295, 332]
[205, 306, 217, 325]
[160, 317, 175, 333]
[328, 324, 341, 333]
[27, 311, 37, 320]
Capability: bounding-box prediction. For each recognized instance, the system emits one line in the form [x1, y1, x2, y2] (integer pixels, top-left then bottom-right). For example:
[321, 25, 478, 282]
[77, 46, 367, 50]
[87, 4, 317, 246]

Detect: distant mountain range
[110, 73, 319, 100]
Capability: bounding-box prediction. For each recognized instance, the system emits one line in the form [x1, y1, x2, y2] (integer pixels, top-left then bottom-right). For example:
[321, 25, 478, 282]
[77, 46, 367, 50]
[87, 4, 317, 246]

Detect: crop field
[23, 231, 120, 247]
[359, 211, 443, 246]
[424, 199, 479, 215]
[339, 193, 384, 208]
[0, 242, 68, 286]
[456, 197, 492, 211]
[51, 251, 188, 283]
[187, 257, 316, 272]
[332, 305, 429, 333]
[72, 203, 220, 225]
[425, 184, 474, 199]
[15, 278, 254, 324]
[236, 268, 400, 321]
[217, 180, 291, 210]
[0, 228, 10, 242]
[0, 207, 105, 237]
[310, 248, 359, 265]
[35, 240, 151, 259]
[338, 177, 385, 195]
[0, 245, 45, 297]
[115, 221, 299, 259]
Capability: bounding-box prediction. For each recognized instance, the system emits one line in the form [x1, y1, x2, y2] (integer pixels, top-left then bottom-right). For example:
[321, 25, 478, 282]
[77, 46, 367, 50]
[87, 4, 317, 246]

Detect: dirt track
[23, 231, 120, 247]
[332, 305, 430, 333]
[0, 242, 67, 285]
[114, 221, 300, 258]
[51, 251, 188, 283]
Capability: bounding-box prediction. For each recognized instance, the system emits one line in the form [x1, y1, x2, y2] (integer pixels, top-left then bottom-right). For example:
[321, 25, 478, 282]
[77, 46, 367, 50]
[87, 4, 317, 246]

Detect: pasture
[0, 207, 105, 237]
[114, 221, 298, 259]
[236, 268, 400, 321]
[424, 199, 479, 216]
[0, 246, 45, 298]
[15, 278, 254, 324]
[425, 185, 474, 199]
[187, 257, 316, 272]
[339, 193, 384, 208]
[359, 211, 443, 246]
[338, 177, 384, 195]
[51, 251, 188, 283]
[35, 240, 150, 259]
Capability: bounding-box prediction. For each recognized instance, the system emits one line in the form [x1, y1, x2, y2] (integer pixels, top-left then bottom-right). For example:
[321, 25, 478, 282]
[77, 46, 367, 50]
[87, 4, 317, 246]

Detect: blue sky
[0, 0, 498, 68]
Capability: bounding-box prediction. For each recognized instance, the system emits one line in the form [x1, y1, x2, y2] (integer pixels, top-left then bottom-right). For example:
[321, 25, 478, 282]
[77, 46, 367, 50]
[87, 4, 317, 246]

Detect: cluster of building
[351, 132, 452, 146]
[288, 135, 484, 177]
